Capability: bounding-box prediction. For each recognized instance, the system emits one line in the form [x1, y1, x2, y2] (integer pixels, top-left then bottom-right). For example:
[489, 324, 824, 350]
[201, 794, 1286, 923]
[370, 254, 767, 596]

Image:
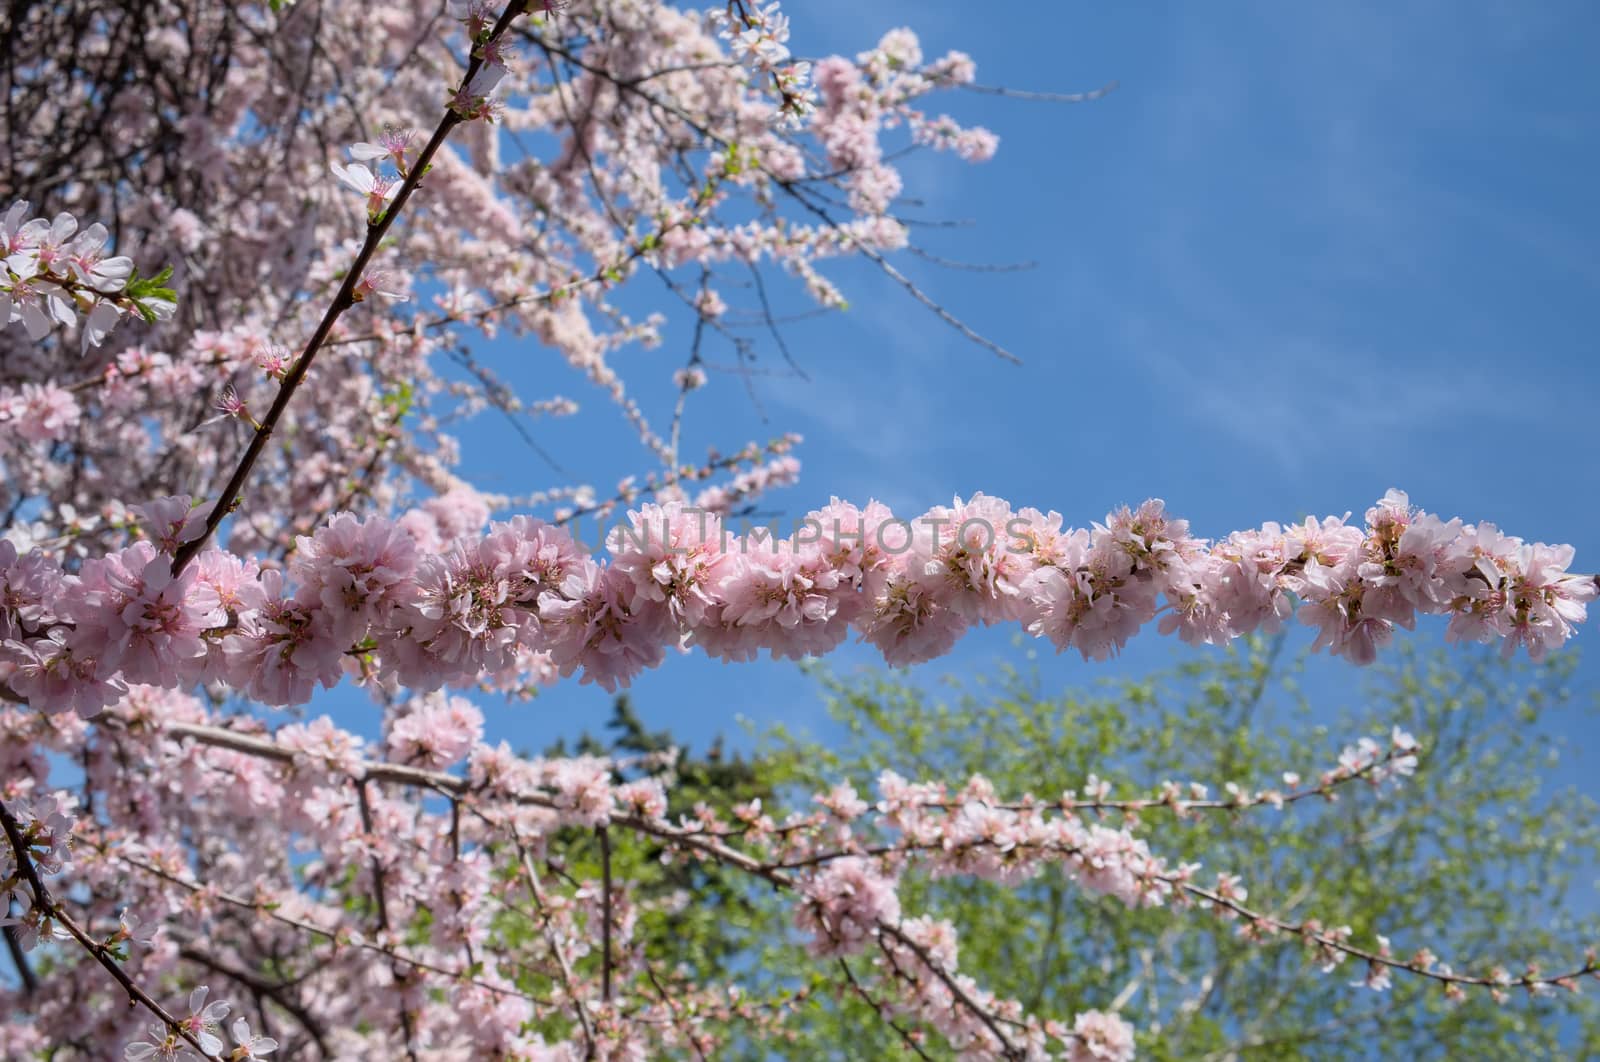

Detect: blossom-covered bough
[1, 0, 1596, 1058]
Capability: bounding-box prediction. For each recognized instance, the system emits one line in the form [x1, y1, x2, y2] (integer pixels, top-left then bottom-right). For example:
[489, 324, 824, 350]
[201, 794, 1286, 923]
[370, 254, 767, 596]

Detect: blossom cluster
[0, 202, 173, 353]
[330, 131, 413, 225]
[709, 1, 817, 125]
[0, 791, 76, 951]
[0, 490, 1589, 715]
[450, 0, 517, 121]
[812, 31, 998, 215]
[122, 988, 279, 1061]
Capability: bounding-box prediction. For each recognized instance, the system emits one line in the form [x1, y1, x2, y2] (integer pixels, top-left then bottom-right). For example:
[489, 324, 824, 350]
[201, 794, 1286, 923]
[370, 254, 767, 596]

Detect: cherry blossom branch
[157, 721, 1036, 1047]
[529, 34, 1022, 363]
[598, 823, 614, 1004]
[903, 740, 1423, 819]
[837, 956, 934, 1061]
[1179, 879, 1600, 998]
[176, 945, 332, 1058]
[781, 832, 1600, 999]
[637, 955, 713, 1062]
[445, 800, 480, 984]
[511, 828, 597, 1056]
[0, 803, 208, 1056]
[147, 707, 1595, 1055]
[165, 719, 768, 877]
[19, 488, 1579, 721]
[629, 738, 1419, 853]
[168, 0, 528, 575]
[878, 921, 1025, 1058]
[723, 0, 813, 119]
[355, 779, 419, 1062]
[94, 838, 552, 1007]
[164, 721, 497, 793]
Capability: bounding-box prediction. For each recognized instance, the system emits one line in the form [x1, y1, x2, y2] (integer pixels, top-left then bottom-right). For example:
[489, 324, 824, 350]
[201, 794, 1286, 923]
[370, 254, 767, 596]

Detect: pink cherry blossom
[330, 162, 400, 221]
[794, 856, 902, 957]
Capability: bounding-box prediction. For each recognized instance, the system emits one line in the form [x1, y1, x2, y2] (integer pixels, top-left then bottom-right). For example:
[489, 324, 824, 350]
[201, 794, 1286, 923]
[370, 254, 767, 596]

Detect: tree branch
[0, 802, 206, 1055]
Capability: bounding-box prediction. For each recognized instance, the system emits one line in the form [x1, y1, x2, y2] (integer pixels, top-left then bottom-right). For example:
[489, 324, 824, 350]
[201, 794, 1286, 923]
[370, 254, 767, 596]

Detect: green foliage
[122, 264, 177, 322]
[379, 380, 415, 420]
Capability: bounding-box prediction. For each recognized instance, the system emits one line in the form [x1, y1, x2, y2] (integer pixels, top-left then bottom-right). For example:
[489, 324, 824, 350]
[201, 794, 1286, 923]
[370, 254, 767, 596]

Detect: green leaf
[380, 380, 415, 419]
[123, 264, 178, 323]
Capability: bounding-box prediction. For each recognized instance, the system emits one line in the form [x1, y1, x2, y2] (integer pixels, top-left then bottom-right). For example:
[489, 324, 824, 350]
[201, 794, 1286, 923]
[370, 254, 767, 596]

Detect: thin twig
[599, 824, 614, 1003]
[963, 79, 1120, 103]
[837, 957, 933, 1060]
[356, 780, 418, 1062]
[514, 829, 597, 1057]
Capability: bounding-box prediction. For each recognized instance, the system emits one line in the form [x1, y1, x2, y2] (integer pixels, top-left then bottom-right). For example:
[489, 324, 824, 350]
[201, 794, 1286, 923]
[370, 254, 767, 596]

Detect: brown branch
[877, 922, 1024, 1059]
[95, 838, 550, 1006]
[0, 803, 207, 1055]
[1180, 880, 1600, 995]
[837, 956, 934, 1060]
[356, 779, 418, 1062]
[512, 829, 596, 1058]
[598, 823, 614, 1004]
[176, 944, 332, 1059]
[640, 953, 711, 1062]
[884, 745, 1424, 818]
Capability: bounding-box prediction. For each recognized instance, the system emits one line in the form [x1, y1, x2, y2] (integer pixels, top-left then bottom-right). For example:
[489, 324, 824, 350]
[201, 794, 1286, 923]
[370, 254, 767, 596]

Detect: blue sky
[325, 3, 1600, 809]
